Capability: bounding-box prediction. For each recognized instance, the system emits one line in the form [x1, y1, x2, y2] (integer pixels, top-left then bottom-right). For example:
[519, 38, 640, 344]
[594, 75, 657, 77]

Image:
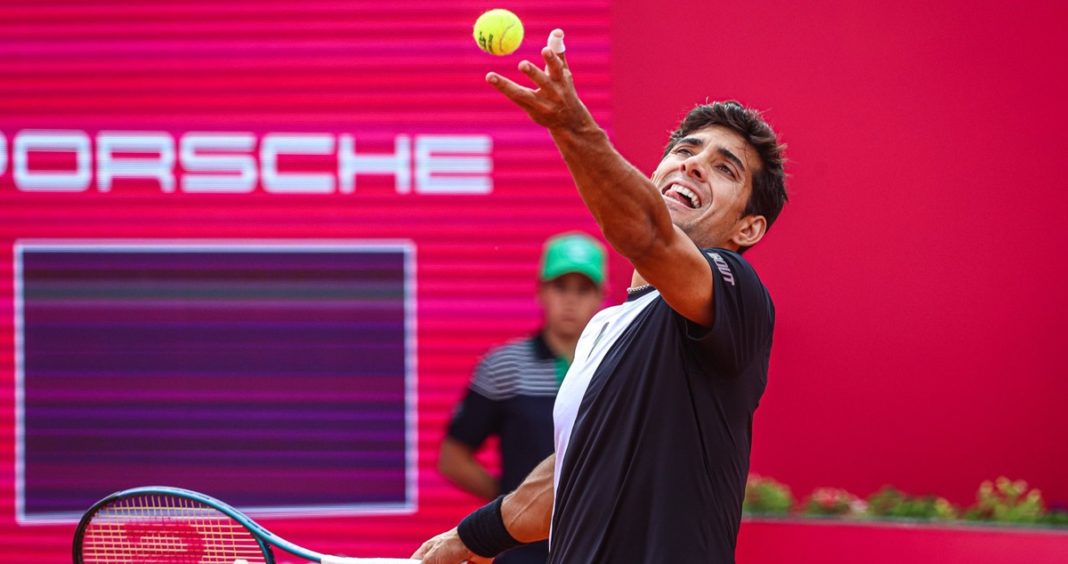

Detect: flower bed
[743, 474, 1068, 529]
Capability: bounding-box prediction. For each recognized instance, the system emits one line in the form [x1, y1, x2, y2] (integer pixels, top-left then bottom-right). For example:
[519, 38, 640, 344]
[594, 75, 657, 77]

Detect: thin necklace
[627, 283, 654, 294]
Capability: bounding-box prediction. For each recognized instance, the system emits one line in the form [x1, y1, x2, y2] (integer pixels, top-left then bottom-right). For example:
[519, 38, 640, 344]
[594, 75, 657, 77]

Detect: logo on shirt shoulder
[708, 253, 735, 286]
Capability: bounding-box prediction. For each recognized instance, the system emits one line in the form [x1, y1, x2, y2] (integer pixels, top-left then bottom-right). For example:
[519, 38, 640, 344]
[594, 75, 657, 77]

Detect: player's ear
[731, 215, 767, 249]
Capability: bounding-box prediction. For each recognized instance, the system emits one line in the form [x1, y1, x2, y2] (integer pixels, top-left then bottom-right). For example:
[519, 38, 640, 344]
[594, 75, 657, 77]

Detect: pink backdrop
[2, 0, 1067, 561]
[611, 0, 1068, 509]
[0, 1, 614, 559]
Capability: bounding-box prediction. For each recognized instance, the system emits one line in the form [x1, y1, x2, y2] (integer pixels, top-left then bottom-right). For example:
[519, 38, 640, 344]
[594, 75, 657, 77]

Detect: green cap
[540, 233, 607, 286]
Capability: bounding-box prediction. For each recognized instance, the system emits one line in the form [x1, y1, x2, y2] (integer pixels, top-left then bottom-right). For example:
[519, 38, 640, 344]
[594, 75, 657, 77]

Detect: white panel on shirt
[551, 289, 660, 496]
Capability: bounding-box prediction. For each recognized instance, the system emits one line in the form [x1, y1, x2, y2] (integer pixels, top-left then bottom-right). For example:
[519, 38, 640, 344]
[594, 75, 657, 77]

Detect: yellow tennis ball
[473, 9, 524, 56]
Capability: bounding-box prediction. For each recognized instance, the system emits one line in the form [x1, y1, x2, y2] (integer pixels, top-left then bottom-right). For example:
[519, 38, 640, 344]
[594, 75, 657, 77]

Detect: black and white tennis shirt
[549, 249, 774, 563]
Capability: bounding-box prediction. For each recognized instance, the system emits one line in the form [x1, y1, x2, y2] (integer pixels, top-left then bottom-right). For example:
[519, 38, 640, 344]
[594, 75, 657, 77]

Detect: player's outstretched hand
[411, 527, 491, 564]
[486, 29, 595, 133]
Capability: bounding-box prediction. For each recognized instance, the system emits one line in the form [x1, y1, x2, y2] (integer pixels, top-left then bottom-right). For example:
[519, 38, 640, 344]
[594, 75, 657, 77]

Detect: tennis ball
[473, 9, 524, 56]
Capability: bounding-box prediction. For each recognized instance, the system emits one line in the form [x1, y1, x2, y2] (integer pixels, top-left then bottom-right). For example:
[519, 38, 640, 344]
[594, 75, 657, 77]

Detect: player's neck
[629, 271, 650, 291]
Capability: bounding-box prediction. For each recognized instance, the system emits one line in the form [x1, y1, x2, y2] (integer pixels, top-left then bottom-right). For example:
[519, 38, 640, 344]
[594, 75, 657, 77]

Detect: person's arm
[413, 454, 555, 563]
[442, 359, 505, 498]
[437, 437, 498, 500]
[487, 30, 714, 326]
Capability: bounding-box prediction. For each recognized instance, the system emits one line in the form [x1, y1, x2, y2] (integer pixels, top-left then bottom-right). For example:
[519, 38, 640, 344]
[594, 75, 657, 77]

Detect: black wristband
[457, 495, 523, 558]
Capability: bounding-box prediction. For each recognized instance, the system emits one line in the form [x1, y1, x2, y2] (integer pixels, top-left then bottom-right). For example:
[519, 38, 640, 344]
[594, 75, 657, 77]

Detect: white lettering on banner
[0, 130, 495, 195]
[14, 130, 92, 192]
[180, 133, 257, 193]
[97, 132, 176, 192]
[415, 135, 492, 194]
[261, 133, 335, 194]
[338, 134, 411, 194]
[709, 252, 736, 286]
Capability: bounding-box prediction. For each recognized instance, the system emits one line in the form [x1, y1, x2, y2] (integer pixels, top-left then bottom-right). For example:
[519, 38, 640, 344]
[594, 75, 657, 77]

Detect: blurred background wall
[612, 0, 1068, 509]
[0, 0, 1065, 560]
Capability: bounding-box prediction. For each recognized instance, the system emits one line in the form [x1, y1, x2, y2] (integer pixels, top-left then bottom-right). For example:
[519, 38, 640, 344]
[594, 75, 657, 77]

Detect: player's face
[539, 273, 604, 341]
[651, 125, 761, 249]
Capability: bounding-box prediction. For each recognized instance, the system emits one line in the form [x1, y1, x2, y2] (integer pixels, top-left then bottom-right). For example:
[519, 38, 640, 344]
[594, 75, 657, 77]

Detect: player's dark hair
[663, 101, 788, 242]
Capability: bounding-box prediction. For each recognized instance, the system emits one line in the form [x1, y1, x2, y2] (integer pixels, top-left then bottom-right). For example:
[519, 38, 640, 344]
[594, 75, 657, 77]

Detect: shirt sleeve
[446, 357, 505, 449]
[684, 248, 774, 375]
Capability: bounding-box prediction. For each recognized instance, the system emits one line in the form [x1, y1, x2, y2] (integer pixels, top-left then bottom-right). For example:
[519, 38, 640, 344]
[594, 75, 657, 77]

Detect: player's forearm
[550, 122, 675, 261]
[500, 453, 555, 543]
[415, 454, 554, 562]
[438, 439, 499, 500]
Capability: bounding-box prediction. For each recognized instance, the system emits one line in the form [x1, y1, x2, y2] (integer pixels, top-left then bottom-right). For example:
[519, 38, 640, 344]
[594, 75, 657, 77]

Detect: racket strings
[80, 493, 267, 563]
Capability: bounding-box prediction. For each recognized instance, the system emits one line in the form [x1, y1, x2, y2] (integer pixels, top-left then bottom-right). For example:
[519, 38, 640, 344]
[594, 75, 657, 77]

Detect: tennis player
[414, 29, 787, 563]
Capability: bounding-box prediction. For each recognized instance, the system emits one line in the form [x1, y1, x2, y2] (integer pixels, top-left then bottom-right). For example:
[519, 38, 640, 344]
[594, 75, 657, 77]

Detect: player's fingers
[486, 72, 538, 106]
[411, 540, 433, 559]
[547, 28, 568, 69]
[518, 60, 552, 90]
[541, 47, 566, 82]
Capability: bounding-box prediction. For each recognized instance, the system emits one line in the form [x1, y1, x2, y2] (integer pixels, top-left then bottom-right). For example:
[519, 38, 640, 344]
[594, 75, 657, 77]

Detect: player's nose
[681, 156, 706, 182]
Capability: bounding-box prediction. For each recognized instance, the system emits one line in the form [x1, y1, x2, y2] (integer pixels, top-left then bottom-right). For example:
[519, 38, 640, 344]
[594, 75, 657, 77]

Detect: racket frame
[73, 485, 329, 564]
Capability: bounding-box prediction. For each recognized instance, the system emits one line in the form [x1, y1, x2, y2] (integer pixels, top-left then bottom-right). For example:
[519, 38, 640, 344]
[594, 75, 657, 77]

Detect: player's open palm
[486, 29, 594, 133]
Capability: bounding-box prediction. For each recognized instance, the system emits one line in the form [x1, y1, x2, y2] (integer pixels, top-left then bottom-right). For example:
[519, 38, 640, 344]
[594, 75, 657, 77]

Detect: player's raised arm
[486, 30, 730, 326]
[413, 454, 555, 563]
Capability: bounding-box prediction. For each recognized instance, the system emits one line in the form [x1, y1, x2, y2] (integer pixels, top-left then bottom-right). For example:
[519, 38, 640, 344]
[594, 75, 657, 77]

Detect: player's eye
[674, 147, 693, 156]
[717, 164, 736, 179]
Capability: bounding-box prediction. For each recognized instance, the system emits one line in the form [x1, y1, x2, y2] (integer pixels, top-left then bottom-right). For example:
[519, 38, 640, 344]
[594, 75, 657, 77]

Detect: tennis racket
[73, 485, 418, 564]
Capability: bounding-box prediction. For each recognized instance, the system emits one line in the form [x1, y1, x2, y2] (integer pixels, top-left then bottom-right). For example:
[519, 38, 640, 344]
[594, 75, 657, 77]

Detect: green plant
[742, 474, 1061, 529]
[867, 486, 957, 521]
[1041, 509, 1068, 527]
[963, 477, 1046, 524]
[802, 487, 867, 517]
[743, 474, 794, 515]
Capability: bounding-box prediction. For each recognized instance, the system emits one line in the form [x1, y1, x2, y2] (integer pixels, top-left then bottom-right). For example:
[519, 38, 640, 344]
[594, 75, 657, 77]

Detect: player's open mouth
[661, 183, 701, 209]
